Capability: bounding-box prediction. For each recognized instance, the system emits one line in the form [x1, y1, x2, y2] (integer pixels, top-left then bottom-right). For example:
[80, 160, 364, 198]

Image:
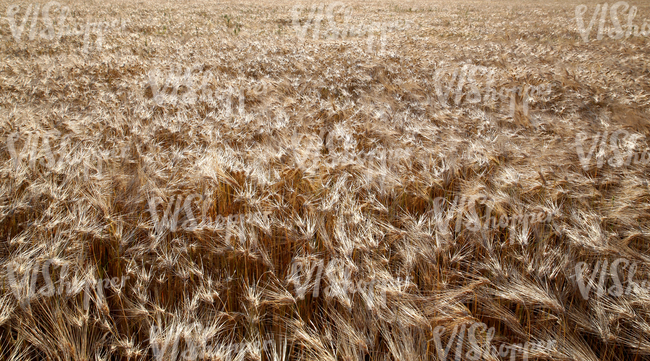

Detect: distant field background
[1, 0, 650, 360]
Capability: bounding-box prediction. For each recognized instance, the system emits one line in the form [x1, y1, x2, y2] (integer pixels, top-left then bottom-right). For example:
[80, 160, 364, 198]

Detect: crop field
[1, 0, 650, 359]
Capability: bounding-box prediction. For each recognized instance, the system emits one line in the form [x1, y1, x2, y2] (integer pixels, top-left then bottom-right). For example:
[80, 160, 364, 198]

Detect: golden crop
[0, 0, 649, 360]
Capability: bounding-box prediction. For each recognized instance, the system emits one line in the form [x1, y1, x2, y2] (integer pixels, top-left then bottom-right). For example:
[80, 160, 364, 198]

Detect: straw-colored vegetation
[1, 0, 650, 359]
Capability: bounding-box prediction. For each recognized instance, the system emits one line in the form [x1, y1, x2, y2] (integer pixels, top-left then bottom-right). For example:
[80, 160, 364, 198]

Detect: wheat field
[1, 0, 650, 360]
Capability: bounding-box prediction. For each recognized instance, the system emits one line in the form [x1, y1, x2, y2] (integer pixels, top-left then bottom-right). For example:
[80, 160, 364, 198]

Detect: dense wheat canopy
[1, 0, 650, 359]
